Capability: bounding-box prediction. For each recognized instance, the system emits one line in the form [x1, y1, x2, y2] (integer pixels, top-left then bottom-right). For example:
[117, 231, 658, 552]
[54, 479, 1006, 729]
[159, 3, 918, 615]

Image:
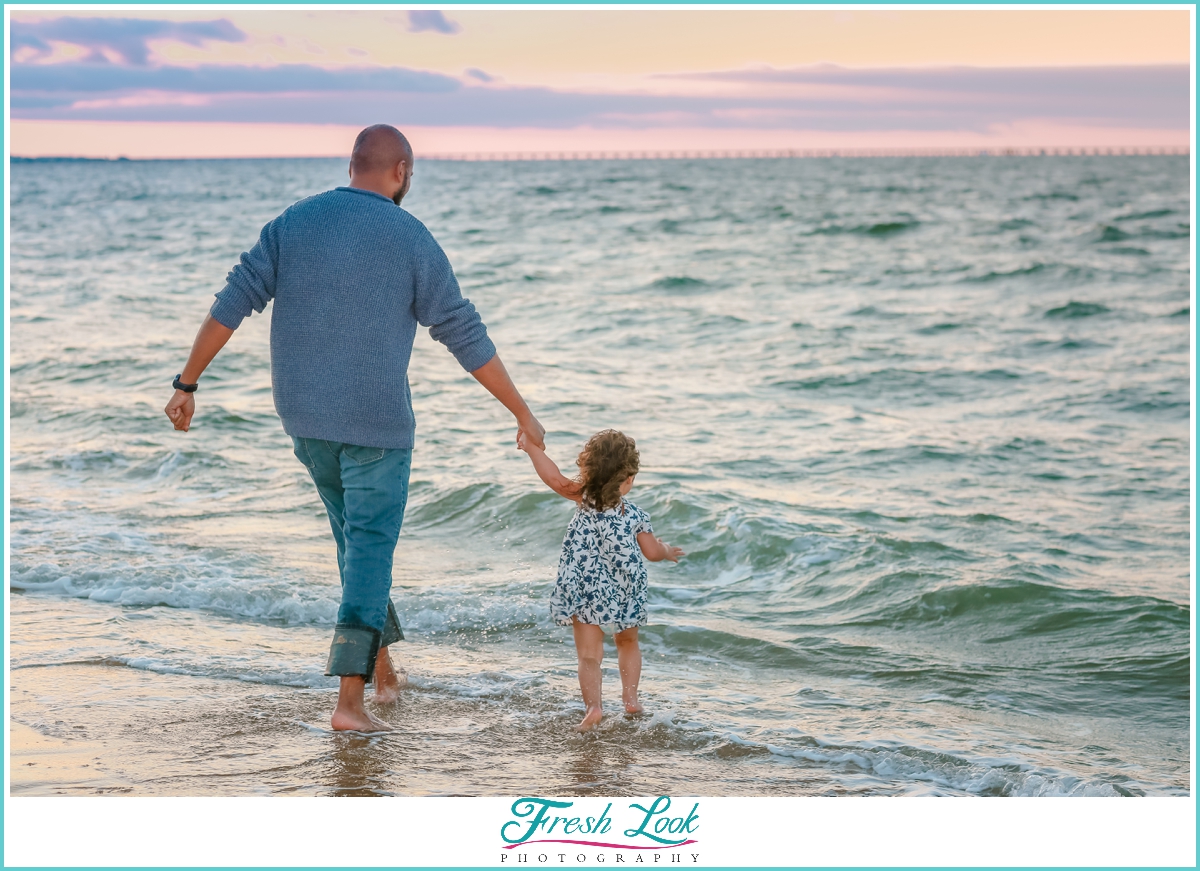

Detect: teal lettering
[596, 803, 613, 835]
[503, 799, 575, 844]
[546, 818, 562, 834]
[564, 819, 579, 835]
[624, 798, 686, 846]
[682, 804, 700, 834]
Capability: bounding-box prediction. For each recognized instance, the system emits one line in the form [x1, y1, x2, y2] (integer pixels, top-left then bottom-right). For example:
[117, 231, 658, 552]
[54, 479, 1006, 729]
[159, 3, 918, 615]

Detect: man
[164, 124, 545, 732]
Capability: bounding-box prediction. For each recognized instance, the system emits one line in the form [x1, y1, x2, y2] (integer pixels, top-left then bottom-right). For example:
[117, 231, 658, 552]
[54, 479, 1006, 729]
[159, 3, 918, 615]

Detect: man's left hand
[165, 390, 196, 432]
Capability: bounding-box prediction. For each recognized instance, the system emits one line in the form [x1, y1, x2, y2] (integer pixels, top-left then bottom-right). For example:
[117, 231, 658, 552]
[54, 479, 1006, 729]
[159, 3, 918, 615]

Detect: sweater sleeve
[412, 230, 497, 373]
[209, 216, 282, 330]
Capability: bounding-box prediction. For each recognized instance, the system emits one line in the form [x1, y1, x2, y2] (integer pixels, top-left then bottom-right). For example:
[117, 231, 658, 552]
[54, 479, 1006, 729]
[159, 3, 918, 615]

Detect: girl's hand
[660, 540, 685, 563]
[638, 532, 684, 562]
[517, 431, 531, 453]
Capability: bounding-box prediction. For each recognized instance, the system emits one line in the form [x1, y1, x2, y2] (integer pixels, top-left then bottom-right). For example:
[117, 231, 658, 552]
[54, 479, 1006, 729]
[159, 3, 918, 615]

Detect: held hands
[164, 390, 196, 432]
[516, 414, 545, 452]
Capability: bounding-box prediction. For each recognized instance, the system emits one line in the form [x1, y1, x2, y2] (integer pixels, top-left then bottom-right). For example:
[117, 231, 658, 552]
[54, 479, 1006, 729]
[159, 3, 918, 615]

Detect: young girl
[517, 429, 684, 732]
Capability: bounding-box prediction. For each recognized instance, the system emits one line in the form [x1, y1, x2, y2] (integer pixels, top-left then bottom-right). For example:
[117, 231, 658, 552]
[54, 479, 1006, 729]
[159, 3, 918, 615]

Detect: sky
[7, 8, 1193, 159]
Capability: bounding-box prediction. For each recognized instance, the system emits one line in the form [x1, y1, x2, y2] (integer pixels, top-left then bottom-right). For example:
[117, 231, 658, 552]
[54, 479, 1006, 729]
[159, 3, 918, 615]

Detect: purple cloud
[407, 11, 461, 35]
[10, 62, 460, 95]
[7, 60, 1189, 133]
[11, 17, 245, 66]
[465, 68, 494, 83]
[666, 63, 1189, 108]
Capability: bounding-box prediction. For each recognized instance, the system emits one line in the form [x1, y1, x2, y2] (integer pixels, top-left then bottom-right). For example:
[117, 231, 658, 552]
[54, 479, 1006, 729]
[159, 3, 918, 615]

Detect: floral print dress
[550, 499, 654, 633]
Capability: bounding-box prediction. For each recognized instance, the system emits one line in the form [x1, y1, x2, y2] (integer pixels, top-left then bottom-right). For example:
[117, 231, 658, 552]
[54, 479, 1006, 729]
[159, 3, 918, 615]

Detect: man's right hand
[165, 390, 196, 432]
[517, 413, 545, 451]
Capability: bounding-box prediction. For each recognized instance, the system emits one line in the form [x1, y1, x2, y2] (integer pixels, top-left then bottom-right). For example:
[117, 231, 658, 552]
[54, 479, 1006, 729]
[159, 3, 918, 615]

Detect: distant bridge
[424, 145, 1189, 162]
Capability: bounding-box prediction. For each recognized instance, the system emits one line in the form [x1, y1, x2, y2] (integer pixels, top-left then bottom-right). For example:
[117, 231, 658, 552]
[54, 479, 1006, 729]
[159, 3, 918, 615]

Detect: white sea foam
[10, 559, 340, 626]
[758, 740, 1123, 796]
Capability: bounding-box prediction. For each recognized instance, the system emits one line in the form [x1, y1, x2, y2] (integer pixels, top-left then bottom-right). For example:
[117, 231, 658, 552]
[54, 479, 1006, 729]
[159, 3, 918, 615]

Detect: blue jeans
[291, 437, 412, 680]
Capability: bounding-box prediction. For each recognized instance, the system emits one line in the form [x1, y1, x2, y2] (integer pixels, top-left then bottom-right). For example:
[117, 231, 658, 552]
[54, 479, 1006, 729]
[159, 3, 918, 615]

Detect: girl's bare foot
[624, 700, 644, 715]
[576, 706, 603, 732]
[374, 653, 407, 705]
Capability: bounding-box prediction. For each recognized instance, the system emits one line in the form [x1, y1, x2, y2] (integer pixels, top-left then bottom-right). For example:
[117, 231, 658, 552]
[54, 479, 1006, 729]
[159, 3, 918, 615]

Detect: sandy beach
[9, 594, 838, 797]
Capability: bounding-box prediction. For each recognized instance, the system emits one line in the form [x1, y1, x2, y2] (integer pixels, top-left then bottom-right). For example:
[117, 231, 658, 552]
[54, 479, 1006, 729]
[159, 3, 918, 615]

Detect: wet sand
[10, 663, 838, 797]
[9, 598, 837, 798]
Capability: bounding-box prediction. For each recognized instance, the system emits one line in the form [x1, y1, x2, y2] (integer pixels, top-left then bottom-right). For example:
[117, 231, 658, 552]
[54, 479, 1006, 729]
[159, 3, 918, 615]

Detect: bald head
[348, 124, 415, 204]
[350, 124, 412, 176]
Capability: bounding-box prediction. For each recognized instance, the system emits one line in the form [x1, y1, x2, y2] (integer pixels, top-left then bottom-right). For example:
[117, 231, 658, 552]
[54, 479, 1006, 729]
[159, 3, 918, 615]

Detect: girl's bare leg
[572, 618, 605, 731]
[614, 627, 643, 713]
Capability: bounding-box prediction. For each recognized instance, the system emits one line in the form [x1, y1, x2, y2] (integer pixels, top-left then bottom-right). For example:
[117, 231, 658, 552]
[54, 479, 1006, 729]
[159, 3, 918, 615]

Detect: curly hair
[575, 430, 640, 512]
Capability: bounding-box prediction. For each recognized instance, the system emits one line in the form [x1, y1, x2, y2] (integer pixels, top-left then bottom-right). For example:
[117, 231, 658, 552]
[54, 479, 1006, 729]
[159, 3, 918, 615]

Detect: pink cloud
[9, 119, 1189, 161]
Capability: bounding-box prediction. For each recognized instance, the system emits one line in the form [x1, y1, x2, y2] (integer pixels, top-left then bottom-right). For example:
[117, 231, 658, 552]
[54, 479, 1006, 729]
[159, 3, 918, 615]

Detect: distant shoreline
[10, 146, 1190, 164]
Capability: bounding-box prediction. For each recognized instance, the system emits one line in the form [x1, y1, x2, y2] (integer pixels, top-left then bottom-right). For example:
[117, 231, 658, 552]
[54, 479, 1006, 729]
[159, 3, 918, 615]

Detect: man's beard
[392, 173, 410, 205]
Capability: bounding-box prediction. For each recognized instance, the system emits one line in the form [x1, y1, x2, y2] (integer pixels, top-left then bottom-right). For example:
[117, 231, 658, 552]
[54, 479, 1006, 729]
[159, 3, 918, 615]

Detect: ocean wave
[9, 559, 341, 627]
[751, 738, 1138, 796]
[1093, 225, 1132, 243]
[1113, 208, 1174, 221]
[805, 219, 919, 237]
[648, 275, 710, 293]
[1045, 301, 1110, 318]
[961, 263, 1047, 282]
[12, 653, 335, 689]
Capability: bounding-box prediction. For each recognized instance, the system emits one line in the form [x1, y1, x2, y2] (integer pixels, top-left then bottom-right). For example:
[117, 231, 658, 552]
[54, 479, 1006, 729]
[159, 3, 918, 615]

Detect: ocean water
[7, 155, 1191, 796]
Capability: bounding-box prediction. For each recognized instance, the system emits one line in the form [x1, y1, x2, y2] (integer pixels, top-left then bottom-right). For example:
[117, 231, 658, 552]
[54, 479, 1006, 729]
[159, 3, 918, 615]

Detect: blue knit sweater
[210, 186, 496, 449]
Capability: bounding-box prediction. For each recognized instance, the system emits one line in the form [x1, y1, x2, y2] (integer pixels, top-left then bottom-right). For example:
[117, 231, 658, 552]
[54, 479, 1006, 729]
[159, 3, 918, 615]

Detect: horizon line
[10, 145, 1190, 163]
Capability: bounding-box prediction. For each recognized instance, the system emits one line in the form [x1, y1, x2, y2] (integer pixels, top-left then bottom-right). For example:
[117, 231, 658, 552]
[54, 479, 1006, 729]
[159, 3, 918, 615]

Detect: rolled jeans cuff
[381, 600, 405, 647]
[325, 624, 381, 680]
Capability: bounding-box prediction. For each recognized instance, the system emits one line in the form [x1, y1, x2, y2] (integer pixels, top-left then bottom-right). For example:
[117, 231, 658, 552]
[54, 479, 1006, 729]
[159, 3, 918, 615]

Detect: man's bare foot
[332, 675, 393, 732]
[624, 700, 645, 715]
[576, 706, 603, 732]
[374, 653, 408, 705]
[331, 707, 393, 733]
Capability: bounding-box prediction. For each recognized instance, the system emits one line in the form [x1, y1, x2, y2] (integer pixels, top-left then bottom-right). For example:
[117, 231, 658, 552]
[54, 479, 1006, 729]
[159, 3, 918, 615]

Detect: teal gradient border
[1, 1, 1195, 870]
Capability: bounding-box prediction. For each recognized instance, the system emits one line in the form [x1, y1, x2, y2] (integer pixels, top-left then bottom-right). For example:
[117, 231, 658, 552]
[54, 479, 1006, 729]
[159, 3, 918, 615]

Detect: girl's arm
[637, 533, 684, 563]
[518, 435, 582, 502]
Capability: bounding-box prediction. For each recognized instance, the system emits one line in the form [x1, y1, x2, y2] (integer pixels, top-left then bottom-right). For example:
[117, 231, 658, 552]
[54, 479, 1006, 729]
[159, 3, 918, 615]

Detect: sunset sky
[7, 7, 1193, 158]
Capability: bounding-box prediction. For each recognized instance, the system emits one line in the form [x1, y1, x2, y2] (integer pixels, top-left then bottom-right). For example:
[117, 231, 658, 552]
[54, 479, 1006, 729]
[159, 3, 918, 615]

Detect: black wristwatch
[172, 374, 199, 393]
